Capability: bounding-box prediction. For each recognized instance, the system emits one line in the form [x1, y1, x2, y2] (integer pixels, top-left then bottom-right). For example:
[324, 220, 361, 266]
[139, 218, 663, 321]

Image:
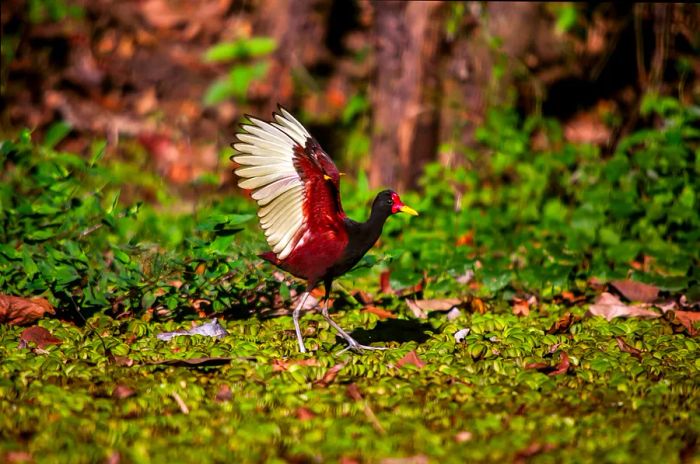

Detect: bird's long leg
[321, 279, 387, 353]
[292, 291, 311, 353]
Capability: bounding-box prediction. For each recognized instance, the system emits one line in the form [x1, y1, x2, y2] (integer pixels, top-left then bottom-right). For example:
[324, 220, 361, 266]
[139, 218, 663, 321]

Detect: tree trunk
[369, 0, 442, 191]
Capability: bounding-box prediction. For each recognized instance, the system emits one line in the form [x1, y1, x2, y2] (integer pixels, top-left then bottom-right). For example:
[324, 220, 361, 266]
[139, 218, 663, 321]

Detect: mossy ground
[1, 300, 698, 463]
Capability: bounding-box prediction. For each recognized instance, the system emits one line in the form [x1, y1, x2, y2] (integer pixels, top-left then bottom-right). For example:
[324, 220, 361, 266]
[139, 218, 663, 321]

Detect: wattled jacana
[232, 107, 417, 353]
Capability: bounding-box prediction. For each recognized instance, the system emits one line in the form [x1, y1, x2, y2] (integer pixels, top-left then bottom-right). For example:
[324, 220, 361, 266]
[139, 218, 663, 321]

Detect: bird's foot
[335, 338, 388, 355]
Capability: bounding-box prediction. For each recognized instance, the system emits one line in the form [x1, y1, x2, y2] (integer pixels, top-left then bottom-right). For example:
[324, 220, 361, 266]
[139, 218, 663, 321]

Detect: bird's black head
[372, 190, 418, 217]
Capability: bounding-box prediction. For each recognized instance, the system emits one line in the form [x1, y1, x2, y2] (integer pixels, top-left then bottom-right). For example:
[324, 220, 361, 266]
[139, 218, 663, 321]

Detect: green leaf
[43, 121, 72, 149]
[204, 37, 277, 62]
[203, 79, 234, 106]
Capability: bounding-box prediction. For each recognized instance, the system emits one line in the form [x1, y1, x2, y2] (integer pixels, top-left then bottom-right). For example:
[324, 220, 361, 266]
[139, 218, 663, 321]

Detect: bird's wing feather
[232, 107, 344, 260]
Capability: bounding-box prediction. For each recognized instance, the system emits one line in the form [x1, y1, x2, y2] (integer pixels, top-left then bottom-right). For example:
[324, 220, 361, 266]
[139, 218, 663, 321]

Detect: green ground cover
[1, 96, 698, 463]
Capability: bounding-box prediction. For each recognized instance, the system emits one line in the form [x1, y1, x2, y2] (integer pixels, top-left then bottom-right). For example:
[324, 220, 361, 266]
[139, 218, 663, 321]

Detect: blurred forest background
[2, 1, 698, 192]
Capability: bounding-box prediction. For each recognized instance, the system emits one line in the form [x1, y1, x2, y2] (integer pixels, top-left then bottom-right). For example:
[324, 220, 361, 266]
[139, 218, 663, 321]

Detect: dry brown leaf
[352, 290, 374, 305]
[454, 431, 473, 443]
[588, 292, 660, 321]
[405, 299, 427, 319]
[557, 290, 587, 304]
[0, 295, 55, 326]
[468, 296, 487, 314]
[514, 442, 557, 464]
[215, 384, 232, 402]
[314, 363, 346, 388]
[362, 305, 397, 319]
[455, 230, 474, 247]
[406, 298, 461, 319]
[611, 280, 659, 303]
[548, 352, 571, 376]
[512, 296, 536, 317]
[397, 350, 426, 369]
[19, 326, 62, 349]
[272, 358, 319, 372]
[296, 407, 315, 421]
[526, 351, 571, 376]
[379, 270, 393, 294]
[670, 311, 700, 336]
[112, 385, 136, 399]
[615, 337, 643, 360]
[546, 312, 581, 335]
[4, 451, 33, 463]
[113, 356, 134, 367]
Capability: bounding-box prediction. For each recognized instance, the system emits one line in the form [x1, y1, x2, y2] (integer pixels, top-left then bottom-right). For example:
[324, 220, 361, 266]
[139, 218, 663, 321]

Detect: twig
[171, 392, 190, 415]
[347, 384, 385, 434]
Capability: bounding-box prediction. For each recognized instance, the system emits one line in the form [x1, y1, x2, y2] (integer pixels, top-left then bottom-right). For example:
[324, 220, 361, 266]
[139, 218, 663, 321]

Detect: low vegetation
[1, 95, 698, 463]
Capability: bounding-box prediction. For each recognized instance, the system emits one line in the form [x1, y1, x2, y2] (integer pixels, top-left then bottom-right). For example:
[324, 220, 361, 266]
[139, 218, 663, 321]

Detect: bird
[231, 106, 417, 353]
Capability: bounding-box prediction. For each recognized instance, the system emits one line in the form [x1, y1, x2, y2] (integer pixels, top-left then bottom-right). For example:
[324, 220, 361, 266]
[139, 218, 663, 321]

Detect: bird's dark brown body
[233, 107, 417, 352]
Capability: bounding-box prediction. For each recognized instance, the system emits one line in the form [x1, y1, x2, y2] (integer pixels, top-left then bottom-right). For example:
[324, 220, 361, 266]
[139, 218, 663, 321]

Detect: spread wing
[231, 107, 344, 260]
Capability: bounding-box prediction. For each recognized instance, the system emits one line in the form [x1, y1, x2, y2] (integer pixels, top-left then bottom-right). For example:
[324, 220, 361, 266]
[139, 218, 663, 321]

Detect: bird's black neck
[343, 199, 392, 262]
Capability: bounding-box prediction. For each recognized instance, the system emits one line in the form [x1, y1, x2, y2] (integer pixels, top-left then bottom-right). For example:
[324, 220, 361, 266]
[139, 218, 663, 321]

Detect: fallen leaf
[563, 110, 611, 145]
[379, 270, 393, 294]
[455, 230, 474, 247]
[112, 385, 136, 399]
[272, 358, 319, 372]
[4, 451, 33, 463]
[215, 384, 232, 402]
[362, 305, 397, 319]
[406, 298, 461, 319]
[157, 318, 228, 341]
[611, 280, 659, 303]
[464, 295, 487, 314]
[615, 337, 643, 360]
[397, 350, 426, 369]
[588, 292, 660, 321]
[454, 431, 473, 443]
[547, 342, 562, 354]
[106, 451, 121, 464]
[514, 442, 557, 463]
[405, 299, 427, 319]
[512, 298, 529, 317]
[314, 363, 346, 387]
[453, 270, 473, 287]
[446, 307, 462, 321]
[524, 361, 549, 371]
[352, 290, 374, 305]
[668, 311, 700, 336]
[453, 328, 470, 343]
[546, 312, 581, 334]
[0, 295, 55, 326]
[526, 351, 571, 376]
[557, 290, 587, 304]
[19, 326, 62, 349]
[679, 294, 700, 310]
[296, 407, 315, 421]
[548, 352, 571, 376]
[113, 356, 134, 367]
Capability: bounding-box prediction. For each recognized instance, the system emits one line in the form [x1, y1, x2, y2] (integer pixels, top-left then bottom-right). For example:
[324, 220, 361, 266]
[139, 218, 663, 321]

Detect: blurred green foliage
[376, 92, 699, 299]
[0, 127, 278, 320]
[202, 37, 277, 106]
